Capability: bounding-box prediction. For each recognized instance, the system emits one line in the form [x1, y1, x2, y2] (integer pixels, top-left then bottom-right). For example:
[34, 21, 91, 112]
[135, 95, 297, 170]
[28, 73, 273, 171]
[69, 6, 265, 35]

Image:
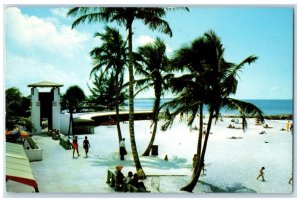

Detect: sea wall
[60, 113, 94, 135]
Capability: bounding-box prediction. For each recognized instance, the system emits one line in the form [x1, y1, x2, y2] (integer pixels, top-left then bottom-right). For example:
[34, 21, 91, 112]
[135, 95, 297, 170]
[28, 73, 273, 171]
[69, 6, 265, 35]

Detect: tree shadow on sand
[87, 152, 190, 170]
[198, 180, 257, 193]
[88, 152, 134, 168]
[139, 156, 190, 170]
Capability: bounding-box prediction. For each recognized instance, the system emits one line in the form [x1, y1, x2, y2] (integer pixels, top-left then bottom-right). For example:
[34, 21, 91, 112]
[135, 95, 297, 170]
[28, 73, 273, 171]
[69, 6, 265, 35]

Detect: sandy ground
[5, 117, 294, 195]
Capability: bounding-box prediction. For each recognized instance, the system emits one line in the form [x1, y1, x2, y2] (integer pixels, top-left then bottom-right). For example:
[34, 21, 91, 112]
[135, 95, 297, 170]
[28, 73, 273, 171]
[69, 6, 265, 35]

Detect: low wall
[24, 137, 43, 162]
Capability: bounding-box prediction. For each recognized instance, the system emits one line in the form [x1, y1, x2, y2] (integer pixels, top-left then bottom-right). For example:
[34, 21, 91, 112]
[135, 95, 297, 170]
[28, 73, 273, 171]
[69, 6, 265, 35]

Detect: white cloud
[5, 54, 89, 96]
[135, 35, 173, 54]
[136, 35, 155, 46]
[5, 7, 89, 58]
[50, 8, 69, 19]
[166, 45, 173, 54]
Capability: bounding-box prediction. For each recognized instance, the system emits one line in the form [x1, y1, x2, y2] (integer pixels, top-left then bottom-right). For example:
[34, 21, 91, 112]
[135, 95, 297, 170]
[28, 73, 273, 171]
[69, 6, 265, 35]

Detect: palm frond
[223, 98, 264, 130]
[233, 55, 258, 74]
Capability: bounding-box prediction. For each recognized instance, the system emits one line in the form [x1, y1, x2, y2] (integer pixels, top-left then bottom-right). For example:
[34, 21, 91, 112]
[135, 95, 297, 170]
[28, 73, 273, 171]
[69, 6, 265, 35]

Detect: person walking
[201, 161, 206, 176]
[119, 138, 127, 160]
[72, 136, 80, 158]
[256, 167, 265, 181]
[83, 136, 90, 158]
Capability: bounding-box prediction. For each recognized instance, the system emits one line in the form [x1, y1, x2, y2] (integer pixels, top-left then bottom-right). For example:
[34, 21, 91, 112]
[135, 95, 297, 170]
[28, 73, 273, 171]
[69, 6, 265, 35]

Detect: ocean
[125, 99, 293, 116]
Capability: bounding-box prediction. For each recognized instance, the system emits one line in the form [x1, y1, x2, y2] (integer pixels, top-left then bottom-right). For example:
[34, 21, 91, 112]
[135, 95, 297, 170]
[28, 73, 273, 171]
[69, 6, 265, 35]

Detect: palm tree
[87, 72, 110, 111]
[134, 38, 172, 156]
[62, 85, 86, 137]
[6, 87, 29, 117]
[89, 26, 127, 142]
[67, 7, 184, 175]
[87, 71, 128, 110]
[162, 30, 264, 192]
[5, 87, 31, 131]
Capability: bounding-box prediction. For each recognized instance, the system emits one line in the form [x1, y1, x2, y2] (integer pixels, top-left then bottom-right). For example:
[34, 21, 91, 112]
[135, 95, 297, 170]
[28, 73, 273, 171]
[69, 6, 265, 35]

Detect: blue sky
[4, 5, 294, 99]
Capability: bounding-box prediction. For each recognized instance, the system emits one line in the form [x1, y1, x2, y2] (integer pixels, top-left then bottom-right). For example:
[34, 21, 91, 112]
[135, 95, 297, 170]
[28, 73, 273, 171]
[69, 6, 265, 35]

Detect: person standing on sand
[83, 136, 90, 158]
[256, 167, 265, 181]
[286, 121, 290, 132]
[119, 138, 127, 160]
[72, 136, 80, 158]
[201, 161, 206, 176]
[290, 122, 293, 132]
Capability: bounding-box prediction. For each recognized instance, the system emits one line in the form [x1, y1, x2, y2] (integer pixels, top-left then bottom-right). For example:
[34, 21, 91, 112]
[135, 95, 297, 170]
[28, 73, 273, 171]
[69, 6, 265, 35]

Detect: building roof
[6, 142, 39, 192]
[28, 81, 63, 88]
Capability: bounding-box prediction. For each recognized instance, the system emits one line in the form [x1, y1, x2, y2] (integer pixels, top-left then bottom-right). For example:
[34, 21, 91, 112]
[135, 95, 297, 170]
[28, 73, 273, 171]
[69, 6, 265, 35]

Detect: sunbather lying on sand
[263, 124, 273, 129]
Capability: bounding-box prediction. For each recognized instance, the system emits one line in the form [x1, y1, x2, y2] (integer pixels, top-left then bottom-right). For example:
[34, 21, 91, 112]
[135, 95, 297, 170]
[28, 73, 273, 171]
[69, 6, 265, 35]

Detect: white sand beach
[6, 117, 293, 194]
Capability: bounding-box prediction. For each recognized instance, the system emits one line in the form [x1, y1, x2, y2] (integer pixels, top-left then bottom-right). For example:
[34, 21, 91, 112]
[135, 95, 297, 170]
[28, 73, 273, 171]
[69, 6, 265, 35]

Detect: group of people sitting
[227, 124, 242, 129]
[227, 124, 236, 129]
[114, 166, 147, 192]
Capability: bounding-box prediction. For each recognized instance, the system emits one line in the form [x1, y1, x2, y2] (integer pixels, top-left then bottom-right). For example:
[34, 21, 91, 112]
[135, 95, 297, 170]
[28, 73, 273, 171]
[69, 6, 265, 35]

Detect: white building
[28, 81, 63, 133]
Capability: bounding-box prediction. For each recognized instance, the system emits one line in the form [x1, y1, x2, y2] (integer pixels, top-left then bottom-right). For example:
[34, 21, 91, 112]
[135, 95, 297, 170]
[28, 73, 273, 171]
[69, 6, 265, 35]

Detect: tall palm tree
[67, 7, 184, 175]
[62, 85, 86, 137]
[162, 30, 264, 192]
[87, 71, 128, 112]
[134, 38, 172, 156]
[90, 26, 127, 142]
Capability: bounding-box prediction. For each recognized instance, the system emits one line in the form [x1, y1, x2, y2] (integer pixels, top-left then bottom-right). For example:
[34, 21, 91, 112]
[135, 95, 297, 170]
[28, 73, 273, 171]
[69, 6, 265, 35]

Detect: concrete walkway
[5, 120, 192, 195]
[6, 134, 115, 194]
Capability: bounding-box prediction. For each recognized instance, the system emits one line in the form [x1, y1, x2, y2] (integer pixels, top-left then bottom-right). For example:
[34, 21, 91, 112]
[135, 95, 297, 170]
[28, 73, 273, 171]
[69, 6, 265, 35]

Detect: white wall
[60, 113, 71, 135]
[31, 88, 42, 133]
[52, 88, 60, 131]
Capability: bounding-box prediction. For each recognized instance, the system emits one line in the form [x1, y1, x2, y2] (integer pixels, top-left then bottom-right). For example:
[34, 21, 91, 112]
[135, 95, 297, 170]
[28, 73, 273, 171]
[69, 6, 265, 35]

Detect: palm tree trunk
[115, 70, 122, 143]
[181, 108, 214, 193]
[142, 89, 161, 156]
[180, 103, 204, 192]
[200, 109, 214, 166]
[115, 100, 122, 142]
[128, 25, 145, 175]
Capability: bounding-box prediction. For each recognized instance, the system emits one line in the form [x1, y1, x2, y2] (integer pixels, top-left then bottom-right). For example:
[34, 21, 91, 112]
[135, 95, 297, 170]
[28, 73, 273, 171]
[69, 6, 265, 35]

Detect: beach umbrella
[19, 130, 31, 138]
[5, 130, 13, 135]
[5, 129, 31, 138]
[5, 130, 20, 141]
[5, 129, 19, 136]
[12, 129, 19, 135]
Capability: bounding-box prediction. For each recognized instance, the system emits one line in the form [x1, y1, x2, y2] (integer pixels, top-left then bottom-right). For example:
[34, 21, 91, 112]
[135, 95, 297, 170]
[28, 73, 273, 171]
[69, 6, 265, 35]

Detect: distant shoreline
[157, 112, 293, 120]
[134, 98, 293, 100]
[74, 111, 293, 120]
[221, 114, 293, 120]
